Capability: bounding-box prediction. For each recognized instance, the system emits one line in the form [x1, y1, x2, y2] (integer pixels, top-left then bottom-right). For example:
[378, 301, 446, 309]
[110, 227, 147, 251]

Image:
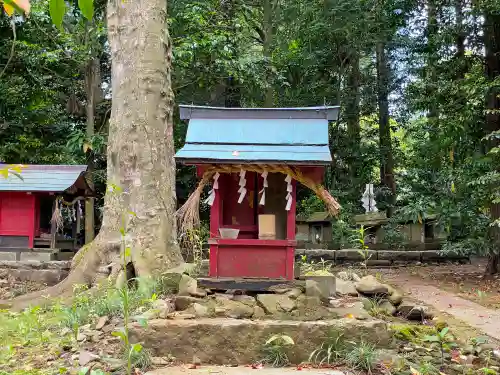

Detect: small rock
[232, 294, 257, 307]
[337, 271, 350, 281]
[253, 305, 266, 318]
[223, 301, 254, 319]
[329, 301, 370, 320]
[175, 295, 204, 311]
[355, 275, 389, 296]
[402, 346, 414, 353]
[214, 307, 226, 316]
[95, 316, 109, 330]
[152, 299, 176, 318]
[190, 303, 209, 317]
[286, 288, 303, 299]
[166, 312, 196, 320]
[379, 300, 396, 315]
[256, 294, 296, 314]
[351, 272, 361, 282]
[79, 351, 100, 366]
[305, 277, 335, 302]
[397, 301, 433, 320]
[102, 324, 115, 333]
[190, 288, 208, 298]
[152, 357, 171, 366]
[335, 278, 358, 296]
[178, 274, 198, 296]
[77, 332, 87, 342]
[60, 327, 72, 336]
[387, 285, 404, 305]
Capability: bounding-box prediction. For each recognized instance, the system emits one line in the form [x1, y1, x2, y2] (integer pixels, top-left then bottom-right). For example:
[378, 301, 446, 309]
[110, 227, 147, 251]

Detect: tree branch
[0, 20, 17, 80]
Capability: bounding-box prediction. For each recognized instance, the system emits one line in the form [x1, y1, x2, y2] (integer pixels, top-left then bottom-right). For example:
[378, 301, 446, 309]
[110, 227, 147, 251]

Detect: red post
[209, 185, 221, 277]
[286, 180, 297, 279]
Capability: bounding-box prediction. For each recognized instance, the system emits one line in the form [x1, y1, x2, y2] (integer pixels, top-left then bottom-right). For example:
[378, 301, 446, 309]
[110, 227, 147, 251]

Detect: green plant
[299, 255, 333, 276]
[129, 346, 153, 370]
[108, 187, 149, 375]
[410, 362, 440, 375]
[353, 225, 373, 270]
[391, 324, 436, 344]
[345, 340, 378, 373]
[366, 298, 392, 318]
[423, 327, 457, 364]
[179, 226, 208, 275]
[261, 334, 295, 367]
[308, 330, 346, 365]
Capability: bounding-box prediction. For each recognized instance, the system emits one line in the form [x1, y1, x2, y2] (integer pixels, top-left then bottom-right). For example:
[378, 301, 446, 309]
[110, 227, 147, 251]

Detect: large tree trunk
[484, 11, 500, 275]
[345, 52, 362, 206]
[376, 41, 396, 217]
[84, 57, 100, 245]
[1, 0, 182, 310]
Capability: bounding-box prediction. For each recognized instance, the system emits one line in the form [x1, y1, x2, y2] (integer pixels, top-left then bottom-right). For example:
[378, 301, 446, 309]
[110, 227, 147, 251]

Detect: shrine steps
[129, 318, 390, 365]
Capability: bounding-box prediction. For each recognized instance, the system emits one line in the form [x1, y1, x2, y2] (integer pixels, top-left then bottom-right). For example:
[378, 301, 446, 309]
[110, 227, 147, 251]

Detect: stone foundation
[0, 260, 71, 285]
[130, 318, 390, 364]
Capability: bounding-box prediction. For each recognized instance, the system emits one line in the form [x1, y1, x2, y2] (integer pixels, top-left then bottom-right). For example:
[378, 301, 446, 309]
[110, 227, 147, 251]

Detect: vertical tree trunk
[345, 52, 362, 205]
[376, 41, 396, 217]
[263, 0, 273, 106]
[484, 11, 500, 275]
[84, 57, 100, 244]
[1, 0, 182, 310]
[106, 0, 182, 277]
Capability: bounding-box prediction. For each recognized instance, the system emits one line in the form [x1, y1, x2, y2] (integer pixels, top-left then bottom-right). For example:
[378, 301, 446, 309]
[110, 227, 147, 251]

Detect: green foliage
[345, 341, 378, 373]
[261, 334, 295, 367]
[308, 330, 346, 365]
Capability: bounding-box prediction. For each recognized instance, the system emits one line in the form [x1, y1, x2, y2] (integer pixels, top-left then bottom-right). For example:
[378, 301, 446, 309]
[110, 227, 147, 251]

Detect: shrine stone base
[130, 318, 390, 365]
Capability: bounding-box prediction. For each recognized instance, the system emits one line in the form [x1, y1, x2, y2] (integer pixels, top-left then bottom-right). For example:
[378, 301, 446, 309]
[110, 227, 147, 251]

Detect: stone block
[0, 252, 18, 261]
[301, 249, 336, 261]
[336, 249, 376, 262]
[20, 251, 56, 262]
[130, 318, 391, 365]
[377, 250, 421, 261]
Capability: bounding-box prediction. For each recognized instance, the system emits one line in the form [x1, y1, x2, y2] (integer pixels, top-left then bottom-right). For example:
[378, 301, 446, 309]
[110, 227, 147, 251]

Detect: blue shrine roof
[0, 164, 90, 193]
[175, 105, 338, 165]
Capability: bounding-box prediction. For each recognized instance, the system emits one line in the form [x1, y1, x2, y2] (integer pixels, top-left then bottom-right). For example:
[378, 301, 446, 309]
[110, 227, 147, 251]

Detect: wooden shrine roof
[175, 105, 338, 165]
[0, 164, 92, 194]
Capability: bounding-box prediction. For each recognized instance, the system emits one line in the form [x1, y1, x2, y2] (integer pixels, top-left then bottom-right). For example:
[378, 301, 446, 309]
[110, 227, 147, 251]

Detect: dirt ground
[394, 259, 500, 309]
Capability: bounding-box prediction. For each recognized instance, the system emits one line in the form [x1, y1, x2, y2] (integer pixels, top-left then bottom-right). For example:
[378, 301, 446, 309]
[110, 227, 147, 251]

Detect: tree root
[0, 234, 120, 311]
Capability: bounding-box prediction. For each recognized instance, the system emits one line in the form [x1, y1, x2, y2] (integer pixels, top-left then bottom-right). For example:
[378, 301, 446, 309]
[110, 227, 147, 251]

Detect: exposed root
[0, 234, 120, 311]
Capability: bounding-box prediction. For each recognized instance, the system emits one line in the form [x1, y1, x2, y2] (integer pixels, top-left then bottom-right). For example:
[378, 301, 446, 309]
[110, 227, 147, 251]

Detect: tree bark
[84, 57, 100, 245]
[376, 41, 396, 217]
[1, 0, 182, 310]
[263, 0, 273, 106]
[345, 52, 362, 204]
[484, 10, 500, 275]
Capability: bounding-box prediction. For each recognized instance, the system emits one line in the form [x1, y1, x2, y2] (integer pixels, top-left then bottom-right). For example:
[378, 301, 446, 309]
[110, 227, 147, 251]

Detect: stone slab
[0, 252, 18, 261]
[147, 367, 346, 375]
[335, 249, 376, 262]
[20, 251, 57, 262]
[377, 250, 421, 261]
[300, 249, 336, 261]
[130, 318, 390, 365]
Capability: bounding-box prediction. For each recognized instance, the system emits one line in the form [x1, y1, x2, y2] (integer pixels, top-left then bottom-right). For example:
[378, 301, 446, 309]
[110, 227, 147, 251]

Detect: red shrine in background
[176, 105, 339, 280]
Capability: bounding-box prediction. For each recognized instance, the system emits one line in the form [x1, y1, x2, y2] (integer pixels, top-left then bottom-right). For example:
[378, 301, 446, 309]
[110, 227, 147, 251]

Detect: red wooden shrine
[0, 165, 92, 250]
[176, 105, 339, 280]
